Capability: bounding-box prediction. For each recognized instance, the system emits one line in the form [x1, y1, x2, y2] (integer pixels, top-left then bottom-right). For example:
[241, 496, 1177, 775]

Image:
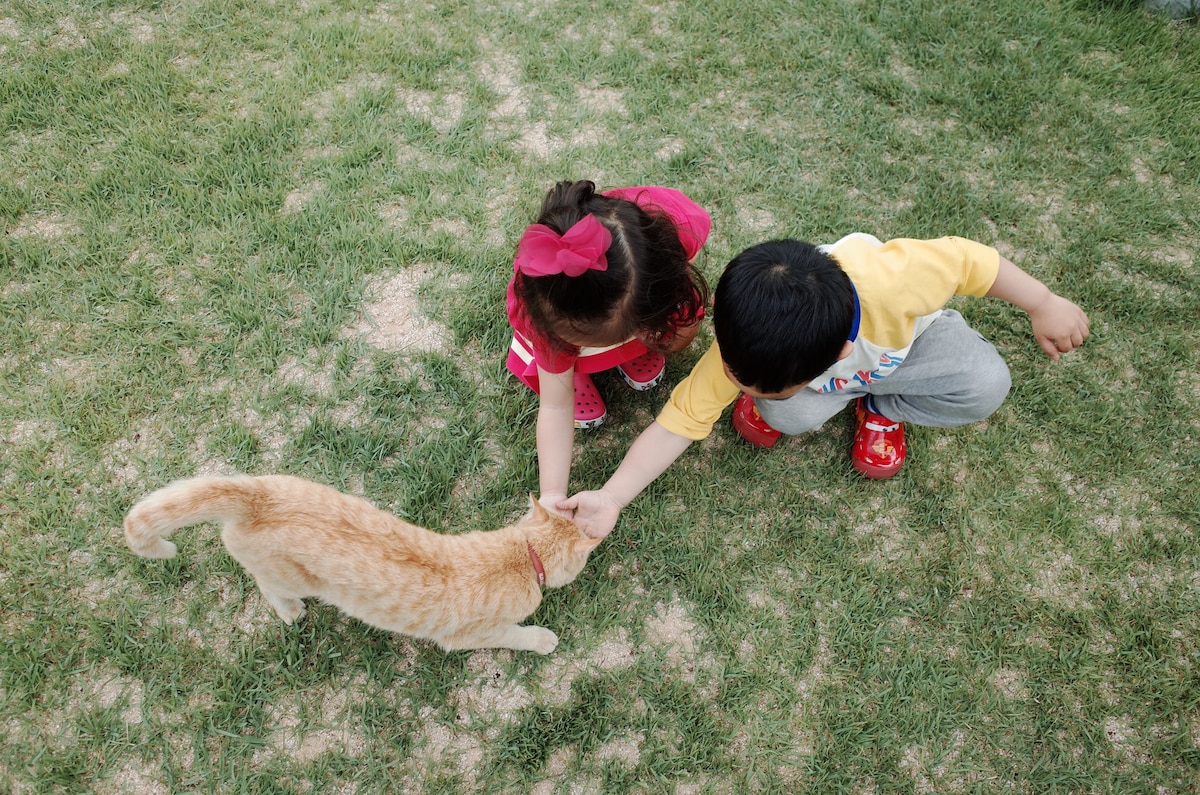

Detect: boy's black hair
[514, 180, 708, 352]
[713, 239, 855, 394]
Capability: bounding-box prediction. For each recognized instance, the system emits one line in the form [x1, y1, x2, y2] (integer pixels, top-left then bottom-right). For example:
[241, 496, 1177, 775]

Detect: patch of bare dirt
[8, 213, 79, 239]
[344, 267, 451, 353]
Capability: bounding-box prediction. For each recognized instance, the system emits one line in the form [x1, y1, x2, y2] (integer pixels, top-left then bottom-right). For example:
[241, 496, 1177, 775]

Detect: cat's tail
[124, 475, 260, 559]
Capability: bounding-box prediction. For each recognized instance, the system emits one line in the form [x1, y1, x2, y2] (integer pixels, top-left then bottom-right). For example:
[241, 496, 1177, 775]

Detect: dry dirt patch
[8, 213, 79, 240]
[345, 267, 451, 353]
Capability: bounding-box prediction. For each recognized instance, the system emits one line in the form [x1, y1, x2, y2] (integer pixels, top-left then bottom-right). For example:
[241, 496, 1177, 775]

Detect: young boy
[559, 233, 1089, 539]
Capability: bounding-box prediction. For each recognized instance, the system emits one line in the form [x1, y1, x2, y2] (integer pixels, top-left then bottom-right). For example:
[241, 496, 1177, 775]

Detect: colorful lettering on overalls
[816, 353, 905, 393]
[817, 376, 850, 392]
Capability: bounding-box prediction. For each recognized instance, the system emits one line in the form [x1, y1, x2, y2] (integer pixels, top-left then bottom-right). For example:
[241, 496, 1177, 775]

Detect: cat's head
[521, 495, 602, 588]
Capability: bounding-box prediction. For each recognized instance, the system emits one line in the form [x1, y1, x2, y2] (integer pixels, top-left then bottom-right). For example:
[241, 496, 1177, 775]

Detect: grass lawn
[2, 0, 1198, 792]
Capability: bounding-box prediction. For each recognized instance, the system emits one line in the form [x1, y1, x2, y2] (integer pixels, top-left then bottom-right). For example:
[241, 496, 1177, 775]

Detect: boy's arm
[559, 421, 693, 538]
[536, 366, 576, 515]
[986, 256, 1089, 359]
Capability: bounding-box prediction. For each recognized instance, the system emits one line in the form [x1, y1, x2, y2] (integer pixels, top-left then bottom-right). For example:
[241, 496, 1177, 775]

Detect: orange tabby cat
[124, 475, 600, 654]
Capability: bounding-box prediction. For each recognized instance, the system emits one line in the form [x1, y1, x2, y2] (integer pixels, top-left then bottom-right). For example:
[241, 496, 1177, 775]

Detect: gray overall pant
[754, 310, 1012, 433]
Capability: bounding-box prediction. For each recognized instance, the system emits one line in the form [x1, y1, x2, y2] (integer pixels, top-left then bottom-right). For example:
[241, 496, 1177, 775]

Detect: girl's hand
[1029, 293, 1090, 360]
[538, 492, 573, 519]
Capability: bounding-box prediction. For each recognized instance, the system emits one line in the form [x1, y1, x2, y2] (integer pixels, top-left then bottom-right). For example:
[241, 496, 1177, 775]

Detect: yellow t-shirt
[656, 235, 1001, 440]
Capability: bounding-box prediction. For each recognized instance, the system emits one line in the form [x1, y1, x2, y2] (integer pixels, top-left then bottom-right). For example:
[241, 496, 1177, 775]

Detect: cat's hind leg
[224, 535, 306, 625]
[438, 624, 559, 655]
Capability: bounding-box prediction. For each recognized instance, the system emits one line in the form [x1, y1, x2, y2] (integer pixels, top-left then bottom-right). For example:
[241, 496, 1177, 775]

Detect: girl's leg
[508, 335, 606, 428]
[506, 335, 541, 392]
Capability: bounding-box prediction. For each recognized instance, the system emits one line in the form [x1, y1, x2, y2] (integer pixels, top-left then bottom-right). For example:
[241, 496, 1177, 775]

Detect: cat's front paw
[525, 626, 559, 655]
[265, 594, 306, 625]
[132, 538, 177, 559]
[280, 602, 306, 625]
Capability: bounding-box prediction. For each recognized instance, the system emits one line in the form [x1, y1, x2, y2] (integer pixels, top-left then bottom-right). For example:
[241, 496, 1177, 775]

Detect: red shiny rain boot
[731, 393, 781, 448]
[851, 397, 906, 479]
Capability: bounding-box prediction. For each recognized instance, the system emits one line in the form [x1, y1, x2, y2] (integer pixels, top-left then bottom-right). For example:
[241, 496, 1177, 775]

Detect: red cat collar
[527, 542, 546, 587]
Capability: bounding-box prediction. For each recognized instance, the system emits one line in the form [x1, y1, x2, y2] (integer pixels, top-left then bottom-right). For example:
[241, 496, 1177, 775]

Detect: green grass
[2, 0, 1199, 792]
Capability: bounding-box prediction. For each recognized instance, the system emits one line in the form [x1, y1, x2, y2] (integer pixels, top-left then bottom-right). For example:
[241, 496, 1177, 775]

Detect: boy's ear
[837, 340, 855, 361]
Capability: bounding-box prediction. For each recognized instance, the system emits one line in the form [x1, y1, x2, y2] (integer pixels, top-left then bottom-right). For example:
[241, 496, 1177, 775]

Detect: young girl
[506, 180, 711, 511]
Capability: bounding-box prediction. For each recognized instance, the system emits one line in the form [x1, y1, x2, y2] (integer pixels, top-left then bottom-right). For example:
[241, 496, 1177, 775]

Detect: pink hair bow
[515, 214, 612, 277]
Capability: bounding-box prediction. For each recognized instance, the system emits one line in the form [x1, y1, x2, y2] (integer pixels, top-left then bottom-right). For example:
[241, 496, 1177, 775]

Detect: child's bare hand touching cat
[539, 492, 573, 519]
[560, 421, 694, 539]
[558, 490, 622, 539]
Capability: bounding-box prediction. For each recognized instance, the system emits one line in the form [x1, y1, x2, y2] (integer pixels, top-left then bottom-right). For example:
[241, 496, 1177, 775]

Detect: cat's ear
[527, 493, 550, 523]
[573, 536, 603, 554]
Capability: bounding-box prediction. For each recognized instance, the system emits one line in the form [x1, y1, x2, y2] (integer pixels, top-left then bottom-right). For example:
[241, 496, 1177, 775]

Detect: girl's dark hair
[713, 239, 855, 394]
[513, 180, 708, 352]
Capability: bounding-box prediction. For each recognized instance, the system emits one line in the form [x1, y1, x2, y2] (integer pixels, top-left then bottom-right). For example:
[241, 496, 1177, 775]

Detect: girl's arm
[535, 365, 576, 514]
[986, 256, 1089, 360]
[560, 421, 693, 538]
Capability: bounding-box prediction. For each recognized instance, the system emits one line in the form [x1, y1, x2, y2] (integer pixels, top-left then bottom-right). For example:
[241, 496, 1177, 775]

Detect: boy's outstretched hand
[988, 257, 1090, 361]
[558, 490, 622, 539]
[557, 422, 695, 540]
[1029, 293, 1089, 360]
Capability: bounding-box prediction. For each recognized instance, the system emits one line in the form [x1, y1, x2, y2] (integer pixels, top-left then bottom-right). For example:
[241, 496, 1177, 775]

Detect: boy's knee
[960, 362, 1012, 422]
[756, 399, 824, 435]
